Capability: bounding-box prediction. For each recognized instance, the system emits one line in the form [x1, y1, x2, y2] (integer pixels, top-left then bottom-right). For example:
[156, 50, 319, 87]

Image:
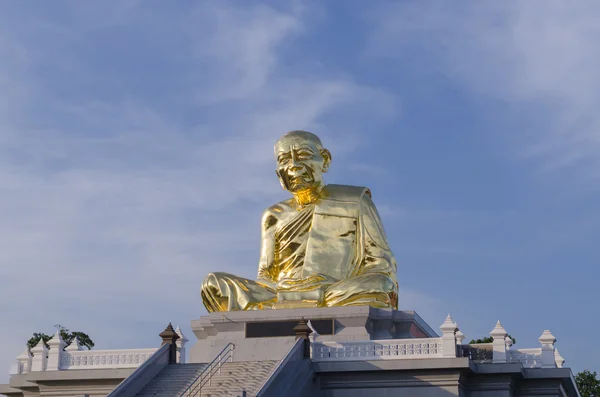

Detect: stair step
[133, 360, 278, 397]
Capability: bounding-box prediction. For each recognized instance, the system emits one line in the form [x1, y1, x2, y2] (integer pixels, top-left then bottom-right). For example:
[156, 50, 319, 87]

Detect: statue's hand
[276, 274, 335, 292]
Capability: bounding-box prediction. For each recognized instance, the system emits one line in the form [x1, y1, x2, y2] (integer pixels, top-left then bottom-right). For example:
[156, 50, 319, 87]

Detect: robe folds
[201, 184, 398, 312]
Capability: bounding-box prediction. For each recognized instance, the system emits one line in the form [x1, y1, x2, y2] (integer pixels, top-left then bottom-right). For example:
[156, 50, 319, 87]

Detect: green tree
[575, 370, 600, 397]
[26, 325, 94, 351]
[469, 335, 516, 345]
[26, 333, 53, 350]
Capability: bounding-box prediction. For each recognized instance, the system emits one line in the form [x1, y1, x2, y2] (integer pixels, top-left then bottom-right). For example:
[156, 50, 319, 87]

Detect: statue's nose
[289, 156, 303, 171]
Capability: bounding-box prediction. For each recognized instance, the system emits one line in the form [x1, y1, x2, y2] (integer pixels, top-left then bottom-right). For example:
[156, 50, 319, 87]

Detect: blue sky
[1, 0, 599, 381]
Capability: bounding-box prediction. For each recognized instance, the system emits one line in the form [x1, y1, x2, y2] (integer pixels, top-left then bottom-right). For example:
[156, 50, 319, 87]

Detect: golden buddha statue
[201, 130, 398, 312]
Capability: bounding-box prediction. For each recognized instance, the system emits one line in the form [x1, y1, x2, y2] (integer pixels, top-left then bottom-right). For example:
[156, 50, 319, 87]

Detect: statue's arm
[356, 193, 397, 277]
[256, 208, 279, 290]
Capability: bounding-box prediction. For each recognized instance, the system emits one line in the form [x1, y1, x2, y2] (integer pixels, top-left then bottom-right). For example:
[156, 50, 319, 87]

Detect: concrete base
[189, 306, 438, 363]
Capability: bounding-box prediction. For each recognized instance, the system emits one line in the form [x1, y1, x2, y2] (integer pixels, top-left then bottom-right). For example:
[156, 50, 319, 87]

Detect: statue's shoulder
[263, 198, 295, 214]
[323, 184, 372, 203]
[260, 199, 295, 228]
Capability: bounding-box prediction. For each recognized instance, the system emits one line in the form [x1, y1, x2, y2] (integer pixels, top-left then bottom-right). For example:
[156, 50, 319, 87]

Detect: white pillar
[30, 339, 48, 371]
[490, 320, 508, 363]
[539, 330, 557, 368]
[439, 314, 458, 358]
[455, 330, 465, 345]
[10, 347, 32, 375]
[175, 326, 189, 364]
[47, 331, 66, 370]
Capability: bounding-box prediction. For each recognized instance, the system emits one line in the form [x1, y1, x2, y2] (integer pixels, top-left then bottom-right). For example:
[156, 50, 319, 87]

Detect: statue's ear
[321, 148, 332, 173]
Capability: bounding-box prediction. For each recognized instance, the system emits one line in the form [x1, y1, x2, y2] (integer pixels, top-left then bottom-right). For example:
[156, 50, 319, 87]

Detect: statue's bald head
[274, 130, 323, 154]
[273, 130, 332, 193]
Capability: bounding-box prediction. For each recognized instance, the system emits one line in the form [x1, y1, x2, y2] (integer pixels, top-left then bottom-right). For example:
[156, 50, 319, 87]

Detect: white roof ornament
[490, 320, 508, 339]
[539, 330, 556, 347]
[440, 314, 458, 333]
[175, 325, 189, 343]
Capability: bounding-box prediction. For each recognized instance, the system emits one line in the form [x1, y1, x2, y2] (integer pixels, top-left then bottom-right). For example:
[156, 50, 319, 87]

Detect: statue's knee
[203, 272, 228, 284]
[364, 273, 396, 294]
[202, 273, 212, 288]
[381, 276, 396, 293]
[202, 272, 222, 293]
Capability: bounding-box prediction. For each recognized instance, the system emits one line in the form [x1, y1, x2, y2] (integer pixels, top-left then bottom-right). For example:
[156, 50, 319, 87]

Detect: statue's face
[275, 135, 330, 193]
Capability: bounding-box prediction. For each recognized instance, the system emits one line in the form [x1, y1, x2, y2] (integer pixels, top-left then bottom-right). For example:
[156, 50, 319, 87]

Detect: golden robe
[201, 185, 398, 312]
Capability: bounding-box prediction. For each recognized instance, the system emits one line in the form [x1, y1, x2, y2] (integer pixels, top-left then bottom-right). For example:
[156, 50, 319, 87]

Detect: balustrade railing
[179, 343, 235, 397]
[60, 348, 157, 370]
[312, 338, 444, 361]
[458, 343, 493, 362]
[508, 348, 543, 368]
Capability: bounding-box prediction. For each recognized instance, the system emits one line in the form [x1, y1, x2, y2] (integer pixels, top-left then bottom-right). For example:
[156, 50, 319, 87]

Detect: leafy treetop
[575, 370, 600, 397]
[26, 324, 95, 351]
[469, 335, 516, 345]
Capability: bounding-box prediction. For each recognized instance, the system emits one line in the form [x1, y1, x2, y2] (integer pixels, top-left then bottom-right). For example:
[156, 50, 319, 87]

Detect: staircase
[132, 360, 278, 397]
[197, 360, 279, 397]
[134, 363, 208, 397]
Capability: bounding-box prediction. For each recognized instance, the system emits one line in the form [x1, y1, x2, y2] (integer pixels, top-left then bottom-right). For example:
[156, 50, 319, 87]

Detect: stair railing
[107, 343, 170, 397]
[255, 338, 304, 397]
[179, 343, 235, 397]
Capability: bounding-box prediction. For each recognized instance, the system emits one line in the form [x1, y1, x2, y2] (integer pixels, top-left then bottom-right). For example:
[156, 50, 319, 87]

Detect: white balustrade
[508, 348, 544, 368]
[311, 317, 567, 369]
[493, 323, 562, 369]
[10, 338, 159, 374]
[10, 316, 566, 377]
[59, 348, 158, 370]
[312, 338, 444, 361]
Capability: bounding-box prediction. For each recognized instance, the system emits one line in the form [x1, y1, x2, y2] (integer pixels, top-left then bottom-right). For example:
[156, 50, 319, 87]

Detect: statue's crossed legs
[201, 272, 397, 312]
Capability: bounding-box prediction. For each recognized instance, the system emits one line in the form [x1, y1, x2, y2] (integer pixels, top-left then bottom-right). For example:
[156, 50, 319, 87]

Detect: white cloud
[369, 0, 600, 189]
[0, 2, 399, 382]
[190, 3, 303, 103]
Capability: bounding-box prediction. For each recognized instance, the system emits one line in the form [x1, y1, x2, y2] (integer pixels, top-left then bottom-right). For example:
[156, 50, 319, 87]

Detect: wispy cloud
[369, 0, 600, 190]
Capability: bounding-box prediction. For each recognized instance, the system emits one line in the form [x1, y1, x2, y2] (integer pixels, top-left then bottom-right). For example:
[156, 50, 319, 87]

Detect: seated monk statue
[201, 130, 398, 312]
